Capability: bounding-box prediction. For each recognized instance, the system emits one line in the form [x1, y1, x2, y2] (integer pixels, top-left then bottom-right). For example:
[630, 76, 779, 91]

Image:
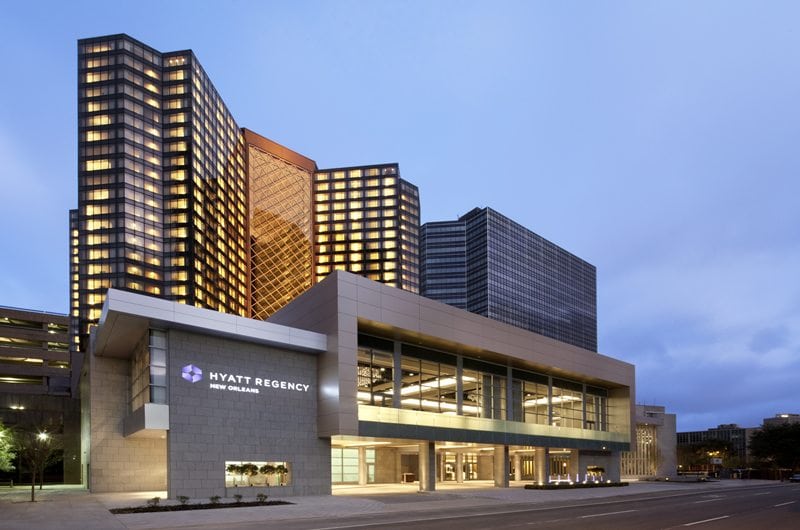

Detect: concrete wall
[374, 447, 399, 483]
[167, 330, 329, 498]
[578, 451, 621, 482]
[657, 412, 677, 478]
[88, 352, 167, 492]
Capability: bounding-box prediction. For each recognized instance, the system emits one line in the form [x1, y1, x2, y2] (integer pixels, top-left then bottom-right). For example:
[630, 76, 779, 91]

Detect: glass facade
[74, 34, 248, 354]
[246, 132, 315, 318]
[421, 207, 597, 351]
[419, 220, 466, 309]
[75, 35, 426, 359]
[356, 334, 609, 431]
[130, 330, 167, 410]
[313, 164, 420, 292]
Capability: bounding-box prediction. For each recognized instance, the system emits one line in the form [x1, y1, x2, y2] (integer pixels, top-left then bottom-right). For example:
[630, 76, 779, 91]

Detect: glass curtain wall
[356, 334, 610, 432]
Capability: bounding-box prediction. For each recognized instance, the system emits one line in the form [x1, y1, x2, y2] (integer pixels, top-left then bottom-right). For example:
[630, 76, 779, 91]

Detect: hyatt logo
[181, 364, 203, 383]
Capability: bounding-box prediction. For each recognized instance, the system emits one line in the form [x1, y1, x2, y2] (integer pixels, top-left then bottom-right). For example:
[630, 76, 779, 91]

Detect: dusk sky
[1, 1, 798, 431]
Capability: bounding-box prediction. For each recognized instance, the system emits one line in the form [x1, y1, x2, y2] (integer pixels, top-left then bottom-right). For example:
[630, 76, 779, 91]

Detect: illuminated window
[89, 114, 112, 126]
[86, 130, 109, 142]
[166, 69, 186, 81]
[88, 188, 112, 200]
[85, 71, 110, 83]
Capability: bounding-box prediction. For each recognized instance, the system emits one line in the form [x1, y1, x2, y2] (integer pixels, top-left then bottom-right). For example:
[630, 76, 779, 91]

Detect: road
[192, 483, 799, 530]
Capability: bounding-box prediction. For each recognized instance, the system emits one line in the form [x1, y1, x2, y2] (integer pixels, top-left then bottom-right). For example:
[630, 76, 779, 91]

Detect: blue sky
[1, 1, 798, 431]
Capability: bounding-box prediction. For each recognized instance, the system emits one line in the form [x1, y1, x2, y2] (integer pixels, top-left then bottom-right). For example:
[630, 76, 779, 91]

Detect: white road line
[774, 501, 796, 507]
[692, 498, 724, 503]
[580, 509, 637, 518]
[753, 492, 771, 496]
[683, 515, 730, 526]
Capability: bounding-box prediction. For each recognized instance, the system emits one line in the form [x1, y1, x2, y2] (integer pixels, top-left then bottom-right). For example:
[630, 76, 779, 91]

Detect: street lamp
[37, 432, 49, 442]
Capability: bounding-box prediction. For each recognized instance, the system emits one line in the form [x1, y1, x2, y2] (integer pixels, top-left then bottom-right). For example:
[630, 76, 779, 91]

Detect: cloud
[748, 325, 790, 354]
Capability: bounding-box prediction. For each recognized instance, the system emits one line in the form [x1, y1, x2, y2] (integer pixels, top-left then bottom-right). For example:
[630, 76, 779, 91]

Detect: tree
[15, 430, 58, 502]
[275, 464, 288, 486]
[259, 464, 276, 486]
[240, 463, 259, 486]
[226, 463, 243, 486]
[678, 438, 732, 470]
[750, 423, 800, 471]
[0, 421, 14, 473]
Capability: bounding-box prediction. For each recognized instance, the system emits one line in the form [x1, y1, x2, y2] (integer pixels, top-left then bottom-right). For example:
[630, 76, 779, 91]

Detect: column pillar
[535, 447, 549, 484]
[513, 453, 522, 482]
[418, 441, 436, 492]
[456, 452, 464, 483]
[392, 341, 402, 408]
[494, 445, 510, 487]
[568, 449, 580, 481]
[358, 447, 368, 485]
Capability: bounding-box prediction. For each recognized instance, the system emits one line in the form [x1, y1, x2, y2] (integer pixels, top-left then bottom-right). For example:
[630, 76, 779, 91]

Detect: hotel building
[85, 272, 633, 497]
[73, 34, 420, 380]
[421, 207, 597, 351]
[313, 164, 420, 292]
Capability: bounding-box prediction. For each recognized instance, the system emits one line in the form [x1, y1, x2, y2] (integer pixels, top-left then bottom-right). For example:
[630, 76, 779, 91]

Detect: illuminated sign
[181, 364, 310, 395]
[181, 364, 203, 383]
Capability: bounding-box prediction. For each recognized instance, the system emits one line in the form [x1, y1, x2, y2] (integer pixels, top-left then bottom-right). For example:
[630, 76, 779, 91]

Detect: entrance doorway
[440, 452, 479, 481]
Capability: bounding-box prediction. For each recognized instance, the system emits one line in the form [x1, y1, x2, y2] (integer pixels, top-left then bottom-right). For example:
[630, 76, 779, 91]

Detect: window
[225, 461, 291, 487]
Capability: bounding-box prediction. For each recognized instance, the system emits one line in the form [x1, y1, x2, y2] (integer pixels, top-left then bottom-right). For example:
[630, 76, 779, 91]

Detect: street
[194, 483, 799, 530]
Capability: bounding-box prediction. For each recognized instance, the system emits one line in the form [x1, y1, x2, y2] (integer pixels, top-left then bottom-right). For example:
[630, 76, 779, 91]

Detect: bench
[0, 479, 13, 487]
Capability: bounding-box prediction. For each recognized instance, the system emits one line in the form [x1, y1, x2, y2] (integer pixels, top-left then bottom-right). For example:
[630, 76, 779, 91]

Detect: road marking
[774, 501, 796, 507]
[580, 509, 637, 518]
[683, 515, 730, 526]
[693, 498, 724, 503]
[753, 491, 771, 496]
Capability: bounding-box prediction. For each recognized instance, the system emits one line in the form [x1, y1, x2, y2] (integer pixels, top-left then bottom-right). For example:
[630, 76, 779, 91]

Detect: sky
[0, 0, 798, 432]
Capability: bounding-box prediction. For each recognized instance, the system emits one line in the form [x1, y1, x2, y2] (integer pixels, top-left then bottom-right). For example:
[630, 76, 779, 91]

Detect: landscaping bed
[110, 499, 292, 514]
[524, 482, 628, 490]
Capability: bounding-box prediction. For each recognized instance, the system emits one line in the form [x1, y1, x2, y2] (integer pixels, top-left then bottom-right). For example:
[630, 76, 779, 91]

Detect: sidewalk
[0, 480, 779, 530]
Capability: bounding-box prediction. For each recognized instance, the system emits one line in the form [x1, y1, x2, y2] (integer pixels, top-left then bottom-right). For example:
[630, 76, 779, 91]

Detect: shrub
[256, 492, 268, 503]
[233, 494, 243, 503]
[209, 495, 221, 505]
[177, 495, 189, 505]
[146, 496, 161, 507]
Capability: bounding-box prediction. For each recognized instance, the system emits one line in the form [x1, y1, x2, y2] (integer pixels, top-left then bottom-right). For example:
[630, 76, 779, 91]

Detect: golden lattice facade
[245, 130, 317, 319]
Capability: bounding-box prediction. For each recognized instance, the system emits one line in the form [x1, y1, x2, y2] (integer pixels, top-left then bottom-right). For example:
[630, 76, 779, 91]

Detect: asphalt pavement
[0, 479, 789, 530]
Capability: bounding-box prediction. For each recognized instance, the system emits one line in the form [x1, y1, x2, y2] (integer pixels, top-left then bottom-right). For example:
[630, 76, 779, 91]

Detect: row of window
[357, 337, 609, 430]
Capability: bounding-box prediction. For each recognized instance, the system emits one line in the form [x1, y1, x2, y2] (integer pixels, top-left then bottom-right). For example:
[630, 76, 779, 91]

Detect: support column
[567, 449, 580, 481]
[392, 342, 402, 408]
[456, 452, 464, 483]
[513, 453, 522, 482]
[358, 447, 368, 485]
[494, 445, 509, 487]
[418, 441, 436, 492]
[535, 447, 549, 484]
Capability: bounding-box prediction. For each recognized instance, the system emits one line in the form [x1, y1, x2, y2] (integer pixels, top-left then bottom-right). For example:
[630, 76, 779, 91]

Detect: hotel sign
[181, 364, 311, 395]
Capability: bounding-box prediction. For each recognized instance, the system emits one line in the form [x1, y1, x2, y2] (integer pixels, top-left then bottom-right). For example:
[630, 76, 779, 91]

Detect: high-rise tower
[73, 34, 249, 356]
[421, 208, 597, 351]
[73, 34, 422, 364]
[313, 164, 420, 292]
[244, 129, 317, 319]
